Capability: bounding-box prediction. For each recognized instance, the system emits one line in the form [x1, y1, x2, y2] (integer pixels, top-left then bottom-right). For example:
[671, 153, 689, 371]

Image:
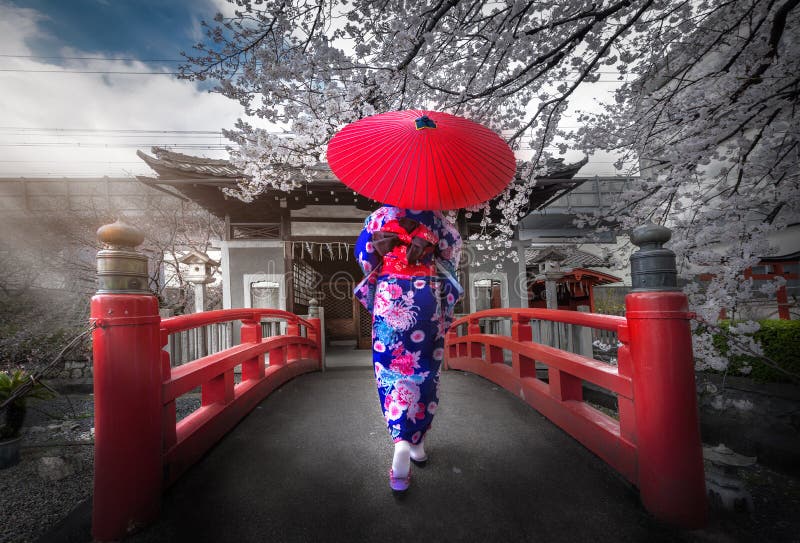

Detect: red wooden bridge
[88, 222, 707, 542]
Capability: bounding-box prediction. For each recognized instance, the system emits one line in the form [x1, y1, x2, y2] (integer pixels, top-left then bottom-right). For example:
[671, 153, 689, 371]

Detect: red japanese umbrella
[326, 109, 516, 210]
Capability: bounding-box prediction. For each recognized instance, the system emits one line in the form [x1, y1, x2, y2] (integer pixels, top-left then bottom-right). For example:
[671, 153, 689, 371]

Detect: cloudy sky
[0, 0, 623, 179]
[0, 0, 242, 178]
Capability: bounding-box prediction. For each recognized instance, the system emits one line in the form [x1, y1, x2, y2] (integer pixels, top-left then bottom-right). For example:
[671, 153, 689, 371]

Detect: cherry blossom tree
[571, 0, 799, 370]
[183, 0, 800, 373]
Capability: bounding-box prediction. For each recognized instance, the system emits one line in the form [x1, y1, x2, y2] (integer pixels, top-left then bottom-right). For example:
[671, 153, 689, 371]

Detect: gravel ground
[1, 393, 200, 543]
[1, 394, 94, 543]
[2, 391, 799, 543]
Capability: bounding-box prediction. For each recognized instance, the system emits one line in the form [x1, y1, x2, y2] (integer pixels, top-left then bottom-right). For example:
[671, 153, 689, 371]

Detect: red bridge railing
[91, 290, 321, 540]
[444, 295, 706, 528]
[446, 309, 634, 477]
[159, 309, 321, 486]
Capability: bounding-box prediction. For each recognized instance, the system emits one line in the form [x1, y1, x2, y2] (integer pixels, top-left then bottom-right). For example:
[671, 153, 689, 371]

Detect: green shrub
[711, 320, 800, 382]
[0, 369, 53, 439]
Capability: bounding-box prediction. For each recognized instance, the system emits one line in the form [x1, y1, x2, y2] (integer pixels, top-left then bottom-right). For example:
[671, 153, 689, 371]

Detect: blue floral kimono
[354, 206, 463, 444]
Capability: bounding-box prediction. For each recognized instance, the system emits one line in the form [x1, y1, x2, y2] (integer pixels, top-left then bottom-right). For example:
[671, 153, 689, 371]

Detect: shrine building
[136, 148, 620, 347]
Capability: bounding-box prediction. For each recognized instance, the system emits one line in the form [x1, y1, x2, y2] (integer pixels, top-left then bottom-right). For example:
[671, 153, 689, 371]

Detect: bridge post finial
[91, 220, 162, 541]
[629, 223, 679, 292]
[624, 223, 707, 528]
[95, 219, 150, 294]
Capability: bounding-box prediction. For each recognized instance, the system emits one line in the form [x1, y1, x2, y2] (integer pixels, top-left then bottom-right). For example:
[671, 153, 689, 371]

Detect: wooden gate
[356, 302, 372, 349]
[320, 280, 356, 342]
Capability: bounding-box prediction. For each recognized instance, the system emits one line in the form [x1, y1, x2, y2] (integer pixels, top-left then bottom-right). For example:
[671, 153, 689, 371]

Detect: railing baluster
[201, 370, 234, 406]
[446, 330, 458, 364]
[241, 319, 264, 381]
[548, 369, 583, 401]
[468, 318, 482, 359]
[511, 314, 535, 378]
[616, 325, 636, 444]
[270, 345, 286, 367]
[161, 332, 177, 452]
[488, 344, 504, 364]
[286, 319, 300, 361]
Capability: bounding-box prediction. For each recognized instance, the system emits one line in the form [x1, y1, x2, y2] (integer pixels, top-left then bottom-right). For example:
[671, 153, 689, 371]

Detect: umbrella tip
[415, 116, 437, 130]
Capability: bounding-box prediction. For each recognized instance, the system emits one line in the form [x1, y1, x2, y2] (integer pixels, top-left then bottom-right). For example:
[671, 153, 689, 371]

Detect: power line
[0, 69, 181, 74]
[0, 54, 184, 62]
[0, 125, 585, 133]
[0, 160, 151, 164]
[0, 174, 144, 177]
[0, 143, 229, 149]
[0, 133, 226, 139]
[0, 127, 225, 134]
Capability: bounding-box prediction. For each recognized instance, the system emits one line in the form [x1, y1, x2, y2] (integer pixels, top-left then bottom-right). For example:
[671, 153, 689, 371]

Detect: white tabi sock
[392, 440, 411, 479]
[410, 440, 426, 462]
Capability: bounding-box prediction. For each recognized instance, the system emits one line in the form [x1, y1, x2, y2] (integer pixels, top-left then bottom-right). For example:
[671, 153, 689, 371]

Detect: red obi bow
[373, 219, 438, 273]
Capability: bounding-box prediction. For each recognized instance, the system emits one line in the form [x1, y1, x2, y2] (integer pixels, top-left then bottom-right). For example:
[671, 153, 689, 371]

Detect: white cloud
[208, 0, 239, 18]
[0, 2, 245, 178]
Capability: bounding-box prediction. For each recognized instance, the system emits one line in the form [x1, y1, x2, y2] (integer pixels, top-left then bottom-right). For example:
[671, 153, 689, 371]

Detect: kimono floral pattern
[354, 206, 463, 444]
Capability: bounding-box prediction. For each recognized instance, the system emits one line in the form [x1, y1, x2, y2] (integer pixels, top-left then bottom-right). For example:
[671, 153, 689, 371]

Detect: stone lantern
[179, 251, 219, 313]
[703, 443, 757, 512]
[529, 247, 567, 310]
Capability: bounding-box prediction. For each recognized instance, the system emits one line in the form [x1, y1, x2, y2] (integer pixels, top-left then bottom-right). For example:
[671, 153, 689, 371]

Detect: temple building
[136, 147, 622, 346]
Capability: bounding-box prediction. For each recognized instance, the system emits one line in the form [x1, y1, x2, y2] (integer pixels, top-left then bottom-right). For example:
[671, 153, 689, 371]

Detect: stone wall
[58, 357, 92, 380]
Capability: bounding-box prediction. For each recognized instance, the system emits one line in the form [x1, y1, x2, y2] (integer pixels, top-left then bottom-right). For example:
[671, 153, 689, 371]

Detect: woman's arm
[355, 206, 401, 276]
[355, 222, 381, 276]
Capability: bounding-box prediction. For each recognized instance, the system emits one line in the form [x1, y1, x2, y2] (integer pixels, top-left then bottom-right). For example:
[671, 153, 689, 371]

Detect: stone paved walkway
[120, 367, 703, 543]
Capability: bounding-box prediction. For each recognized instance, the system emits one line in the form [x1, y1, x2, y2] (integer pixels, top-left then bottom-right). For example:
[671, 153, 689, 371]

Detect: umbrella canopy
[326, 110, 516, 210]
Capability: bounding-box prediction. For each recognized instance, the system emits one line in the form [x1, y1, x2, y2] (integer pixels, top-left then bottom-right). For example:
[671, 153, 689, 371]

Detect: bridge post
[91, 221, 162, 541]
[625, 224, 707, 528]
[286, 318, 300, 361]
[307, 298, 323, 370]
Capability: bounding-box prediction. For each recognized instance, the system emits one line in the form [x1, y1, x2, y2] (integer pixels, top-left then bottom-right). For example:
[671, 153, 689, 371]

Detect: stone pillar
[542, 261, 565, 348]
[192, 282, 207, 313]
[543, 260, 564, 310]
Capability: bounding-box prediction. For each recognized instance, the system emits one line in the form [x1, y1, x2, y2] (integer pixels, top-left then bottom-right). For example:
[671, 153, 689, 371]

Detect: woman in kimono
[354, 205, 463, 491]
